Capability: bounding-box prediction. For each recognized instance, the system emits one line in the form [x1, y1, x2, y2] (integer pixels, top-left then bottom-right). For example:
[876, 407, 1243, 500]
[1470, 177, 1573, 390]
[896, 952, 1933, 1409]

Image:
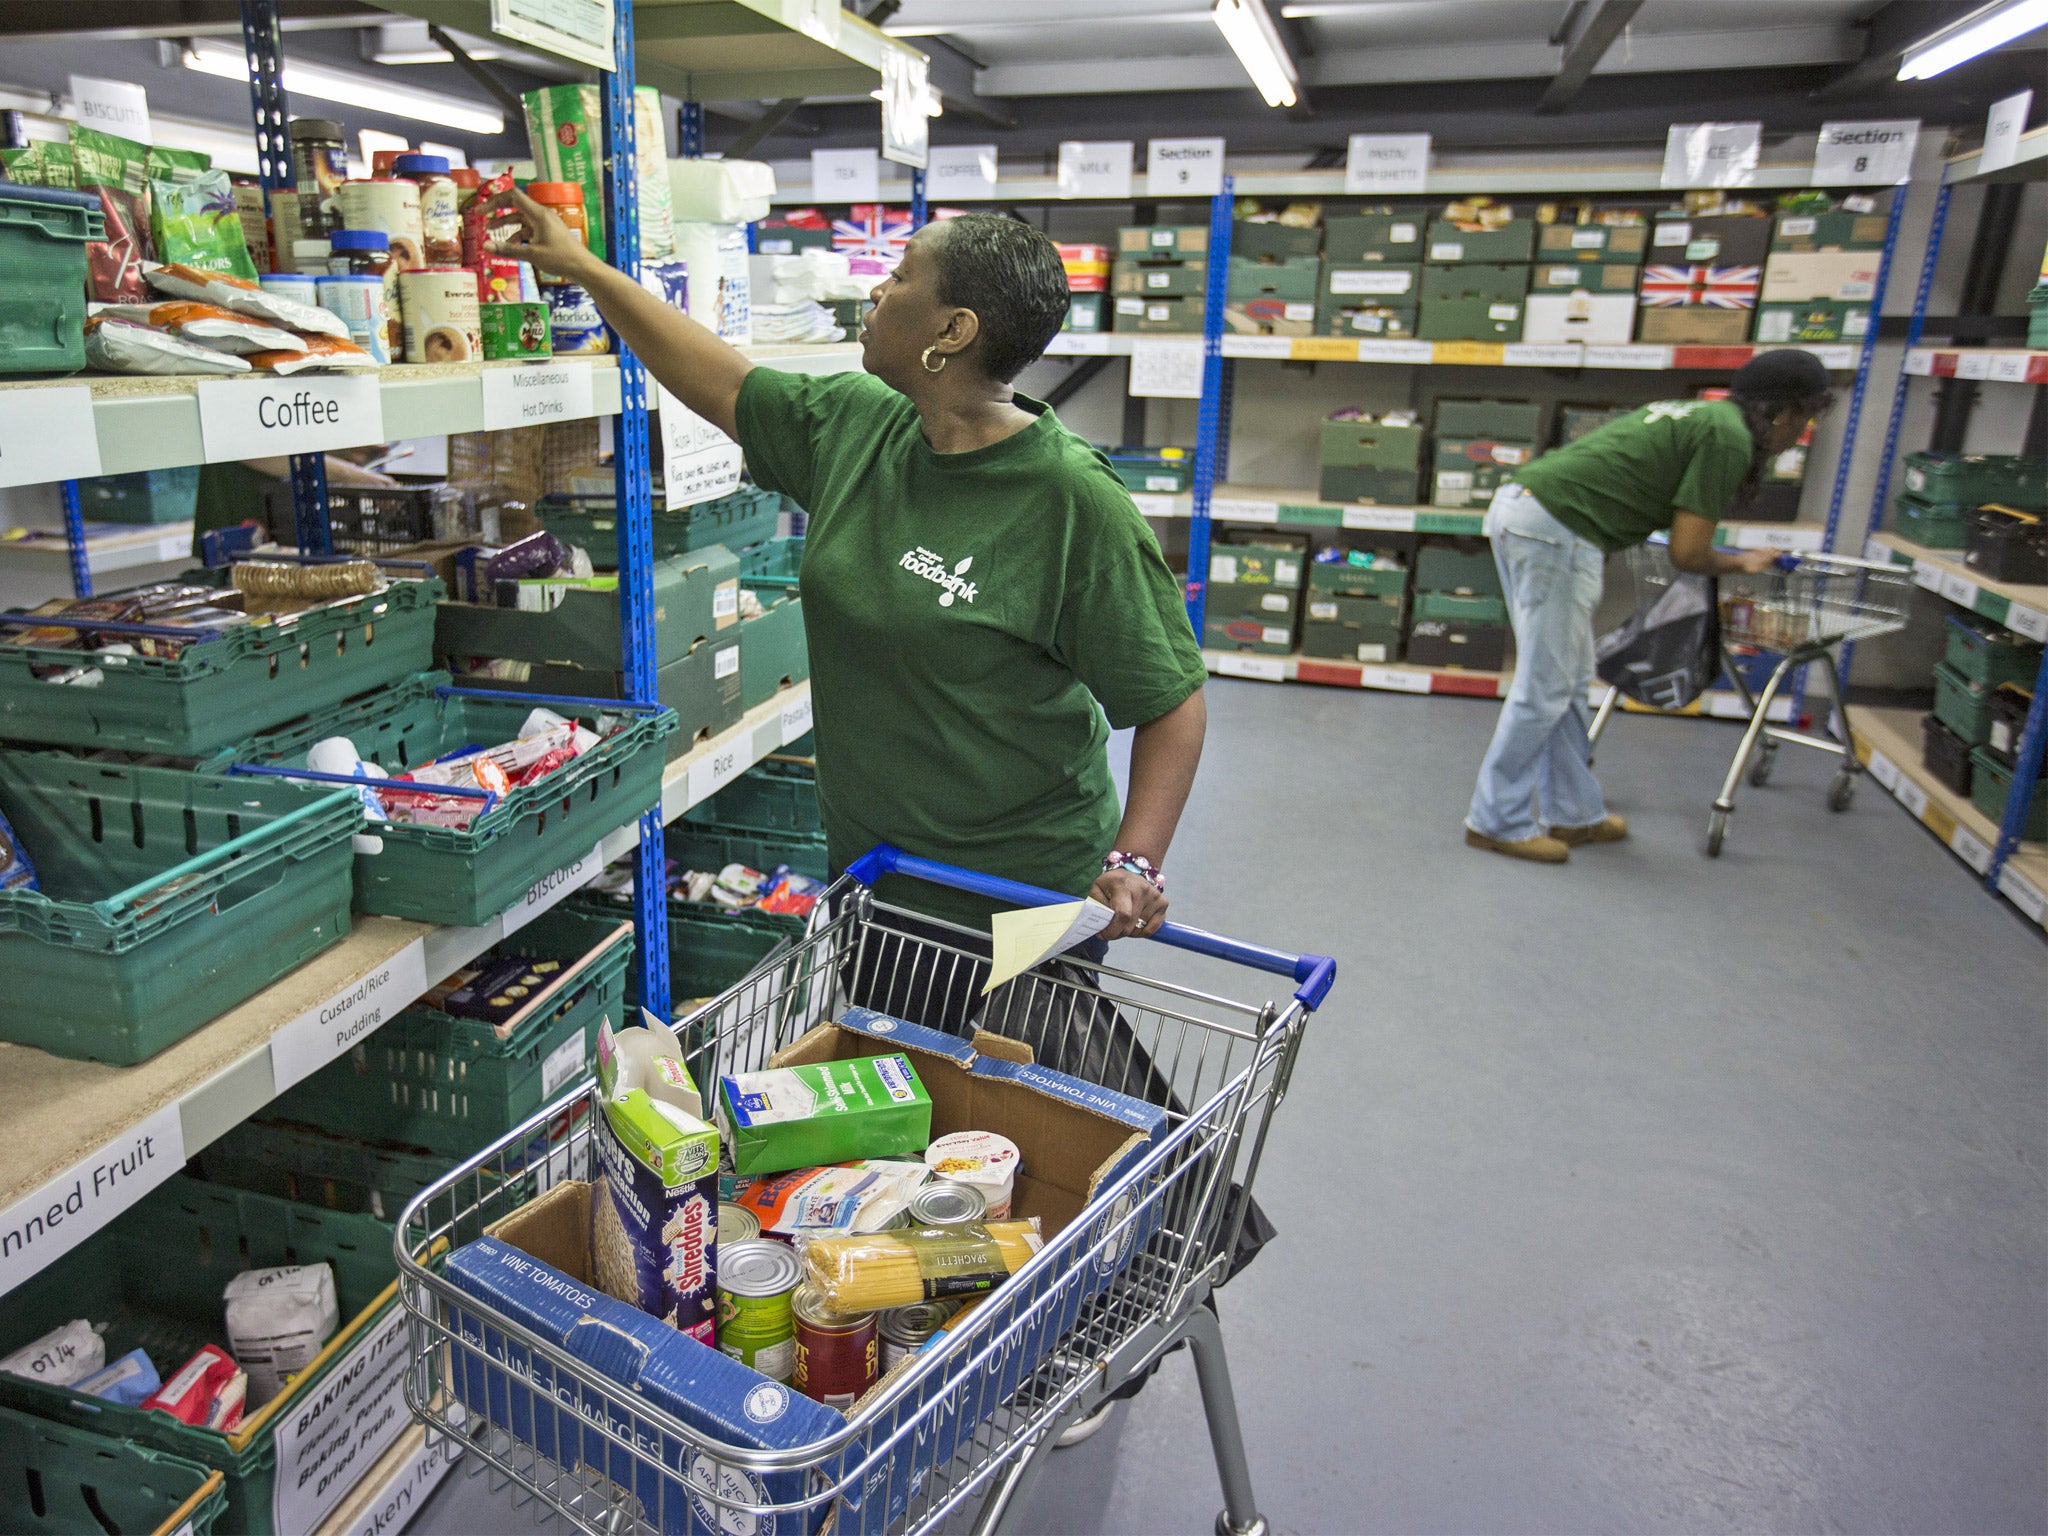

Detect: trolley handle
[845, 844, 1337, 1009]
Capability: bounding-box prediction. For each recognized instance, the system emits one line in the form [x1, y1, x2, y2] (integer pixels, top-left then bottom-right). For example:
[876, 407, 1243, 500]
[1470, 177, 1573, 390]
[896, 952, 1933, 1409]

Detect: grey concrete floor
[407, 679, 2047, 1536]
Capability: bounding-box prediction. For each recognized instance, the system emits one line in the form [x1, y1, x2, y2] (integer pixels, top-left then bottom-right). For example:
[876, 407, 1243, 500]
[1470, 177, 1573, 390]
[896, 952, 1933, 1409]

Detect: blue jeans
[1466, 483, 1609, 842]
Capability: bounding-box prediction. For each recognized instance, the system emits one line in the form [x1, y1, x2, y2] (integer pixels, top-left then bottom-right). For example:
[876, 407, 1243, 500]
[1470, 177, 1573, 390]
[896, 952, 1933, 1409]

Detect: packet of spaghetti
[797, 1220, 1043, 1313]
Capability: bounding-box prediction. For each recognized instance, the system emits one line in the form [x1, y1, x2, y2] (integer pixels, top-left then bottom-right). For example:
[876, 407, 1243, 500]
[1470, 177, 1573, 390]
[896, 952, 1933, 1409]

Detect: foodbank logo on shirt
[899, 546, 979, 607]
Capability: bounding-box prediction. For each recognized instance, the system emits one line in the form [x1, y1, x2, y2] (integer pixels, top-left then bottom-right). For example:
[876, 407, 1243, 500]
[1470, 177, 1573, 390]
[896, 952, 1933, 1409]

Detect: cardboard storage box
[739, 591, 807, 710]
[1113, 259, 1207, 296]
[1557, 404, 1632, 443]
[1316, 301, 1417, 339]
[1233, 220, 1322, 260]
[1063, 293, 1105, 332]
[1320, 418, 1425, 469]
[1638, 262, 1760, 310]
[1308, 559, 1407, 599]
[1772, 210, 1887, 251]
[1425, 219, 1535, 263]
[1416, 539, 1504, 595]
[1206, 581, 1301, 622]
[1415, 590, 1509, 624]
[1753, 300, 1870, 344]
[1647, 214, 1771, 267]
[1112, 295, 1203, 333]
[459, 631, 742, 755]
[1209, 542, 1304, 589]
[1419, 296, 1523, 341]
[1421, 263, 1529, 303]
[1319, 464, 1423, 505]
[1225, 299, 1316, 336]
[1531, 261, 1639, 293]
[1322, 262, 1419, 301]
[1119, 225, 1208, 257]
[1636, 305, 1754, 344]
[1307, 592, 1403, 627]
[1437, 399, 1543, 440]
[1535, 223, 1648, 263]
[1433, 462, 1510, 508]
[1761, 249, 1879, 303]
[1205, 615, 1295, 654]
[1324, 213, 1424, 263]
[1303, 609, 1403, 662]
[1227, 256, 1319, 301]
[1407, 618, 1510, 670]
[1523, 292, 1637, 345]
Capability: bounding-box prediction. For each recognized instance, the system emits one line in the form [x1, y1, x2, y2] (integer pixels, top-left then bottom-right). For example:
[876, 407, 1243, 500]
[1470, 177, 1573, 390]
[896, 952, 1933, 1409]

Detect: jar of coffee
[287, 118, 346, 235]
[328, 229, 403, 354]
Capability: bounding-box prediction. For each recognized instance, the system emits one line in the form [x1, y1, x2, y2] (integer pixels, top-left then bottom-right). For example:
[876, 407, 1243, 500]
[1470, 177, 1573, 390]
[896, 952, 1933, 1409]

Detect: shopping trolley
[1587, 543, 1914, 856]
[396, 846, 1335, 1536]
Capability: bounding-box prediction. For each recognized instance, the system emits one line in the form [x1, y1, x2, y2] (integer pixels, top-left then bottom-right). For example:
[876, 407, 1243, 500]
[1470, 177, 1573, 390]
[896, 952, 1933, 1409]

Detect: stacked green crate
[1204, 540, 1306, 655]
[1933, 616, 2042, 822]
[1112, 226, 1209, 333]
[1893, 452, 2048, 549]
[1318, 416, 1425, 505]
[1408, 538, 1509, 671]
[736, 532, 808, 711]
[1419, 218, 1533, 341]
[1303, 555, 1407, 662]
[1226, 253, 1320, 336]
[1105, 446, 1194, 494]
[1432, 399, 1542, 509]
[1318, 213, 1423, 338]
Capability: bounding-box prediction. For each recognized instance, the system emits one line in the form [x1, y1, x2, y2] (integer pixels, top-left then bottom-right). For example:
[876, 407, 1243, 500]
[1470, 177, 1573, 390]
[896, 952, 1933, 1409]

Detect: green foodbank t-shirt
[734, 369, 1206, 928]
[1512, 397, 1754, 552]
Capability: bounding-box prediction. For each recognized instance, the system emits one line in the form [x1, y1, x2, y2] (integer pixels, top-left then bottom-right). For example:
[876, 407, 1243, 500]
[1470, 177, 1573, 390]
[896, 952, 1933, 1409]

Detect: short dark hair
[925, 213, 1070, 382]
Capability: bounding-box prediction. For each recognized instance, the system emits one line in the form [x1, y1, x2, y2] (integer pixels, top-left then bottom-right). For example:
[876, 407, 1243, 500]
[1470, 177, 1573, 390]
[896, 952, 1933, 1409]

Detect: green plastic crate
[1308, 561, 1407, 599]
[739, 536, 804, 594]
[217, 672, 676, 926]
[434, 546, 738, 672]
[1969, 746, 2048, 842]
[196, 1118, 534, 1228]
[0, 754, 358, 1065]
[1943, 614, 2042, 690]
[0, 1177, 398, 1536]
[1932, 662, 1993, 745]
[1892, 492, 1970, 550]
[0, 184, 101, 373]
[667, 820, 829, 883]
[537, 485, 780, 568]
[1414, 591, 1509, 624]
[0, 1402, 227, 1536]
[267, 904, 630, 1157]
[741, 591, 809, 710]
[1900, 451, 2048, 512]
[687, 761, 821, 836]
[0, 573, 442, 754]
[75, 467, 203, 526]
[1414, 540, 1504, 597]
[580, 892, 801, 1011]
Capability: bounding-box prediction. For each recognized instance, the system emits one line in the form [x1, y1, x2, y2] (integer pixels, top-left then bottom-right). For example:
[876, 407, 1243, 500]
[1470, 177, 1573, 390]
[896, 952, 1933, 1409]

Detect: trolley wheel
[1828, 771, 1856, 812]
[1215, 1514, 1270, 1536]
[1748, 741, 1778, 788]
[1706, 808, 1729, 857]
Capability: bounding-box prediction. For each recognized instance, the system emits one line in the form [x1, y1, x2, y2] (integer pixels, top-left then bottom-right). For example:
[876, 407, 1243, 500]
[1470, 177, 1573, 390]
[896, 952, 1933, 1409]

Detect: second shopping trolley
[1590, 542, 1914, 855]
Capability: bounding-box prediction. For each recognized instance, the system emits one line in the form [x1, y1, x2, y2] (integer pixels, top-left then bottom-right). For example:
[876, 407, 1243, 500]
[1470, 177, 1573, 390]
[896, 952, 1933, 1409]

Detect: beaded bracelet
[1101, 851, 1165, 893]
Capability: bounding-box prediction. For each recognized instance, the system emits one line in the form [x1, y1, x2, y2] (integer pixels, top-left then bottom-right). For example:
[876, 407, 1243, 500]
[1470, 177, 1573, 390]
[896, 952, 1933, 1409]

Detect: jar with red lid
[524, 182, 587, 282]
[395, 153, 461, 267]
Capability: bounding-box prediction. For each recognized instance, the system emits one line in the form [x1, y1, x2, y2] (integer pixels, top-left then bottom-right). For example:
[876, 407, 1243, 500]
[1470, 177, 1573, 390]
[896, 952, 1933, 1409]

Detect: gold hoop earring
[921, 344, 948, 374]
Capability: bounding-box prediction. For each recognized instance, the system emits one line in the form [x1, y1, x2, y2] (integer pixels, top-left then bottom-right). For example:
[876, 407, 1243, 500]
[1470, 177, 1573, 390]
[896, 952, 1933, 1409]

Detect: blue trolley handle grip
[844, 844, 1336, 1010]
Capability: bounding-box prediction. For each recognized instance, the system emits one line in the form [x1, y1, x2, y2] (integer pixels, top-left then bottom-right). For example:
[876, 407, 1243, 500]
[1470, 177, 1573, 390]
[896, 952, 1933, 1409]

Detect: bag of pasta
[798, 1220, 1043, 1314]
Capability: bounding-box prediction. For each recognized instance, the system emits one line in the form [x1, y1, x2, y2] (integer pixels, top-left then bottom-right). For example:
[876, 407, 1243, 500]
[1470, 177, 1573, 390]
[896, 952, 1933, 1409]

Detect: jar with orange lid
[524, 182, 587, 281]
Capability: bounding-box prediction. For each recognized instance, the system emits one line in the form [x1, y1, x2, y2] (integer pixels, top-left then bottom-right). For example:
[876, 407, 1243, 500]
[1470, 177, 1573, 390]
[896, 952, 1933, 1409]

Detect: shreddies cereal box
[592, 1078, 721, 1344]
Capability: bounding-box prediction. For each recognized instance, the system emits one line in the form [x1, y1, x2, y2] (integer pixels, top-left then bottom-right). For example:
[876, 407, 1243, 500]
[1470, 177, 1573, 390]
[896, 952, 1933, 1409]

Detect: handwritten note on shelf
[1128, 338, 1205, 399]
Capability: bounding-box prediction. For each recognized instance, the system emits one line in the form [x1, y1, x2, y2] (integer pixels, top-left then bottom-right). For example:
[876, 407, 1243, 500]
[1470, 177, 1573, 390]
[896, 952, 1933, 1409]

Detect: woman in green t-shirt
[491, 193, 1207, 951]
[1465, 350, 1833, 864]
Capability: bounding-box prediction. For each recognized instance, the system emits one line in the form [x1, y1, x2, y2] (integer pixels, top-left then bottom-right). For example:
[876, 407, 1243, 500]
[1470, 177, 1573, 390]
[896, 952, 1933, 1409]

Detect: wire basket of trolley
[396, 845, 1335, 1536]
[1588, 538, 1914, 856]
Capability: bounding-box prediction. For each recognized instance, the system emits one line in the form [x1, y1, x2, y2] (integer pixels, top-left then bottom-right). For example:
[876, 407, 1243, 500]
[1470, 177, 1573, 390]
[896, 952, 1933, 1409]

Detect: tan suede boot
[1464, 828, 1570, 863]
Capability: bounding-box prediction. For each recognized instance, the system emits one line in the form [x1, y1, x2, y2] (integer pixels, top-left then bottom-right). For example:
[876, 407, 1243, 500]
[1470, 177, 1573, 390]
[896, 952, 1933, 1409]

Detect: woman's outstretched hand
[487, 185, 597, 283]
[1091, 867, 1167, 941]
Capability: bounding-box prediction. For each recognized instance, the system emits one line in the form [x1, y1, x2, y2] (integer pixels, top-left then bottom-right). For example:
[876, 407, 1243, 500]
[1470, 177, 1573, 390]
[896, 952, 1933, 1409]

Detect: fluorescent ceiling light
[369, 20, 503, 66]
[180, 38, 504, 136]
[1213, 0, 1299, 107]
[1898, 0, 2048, 78]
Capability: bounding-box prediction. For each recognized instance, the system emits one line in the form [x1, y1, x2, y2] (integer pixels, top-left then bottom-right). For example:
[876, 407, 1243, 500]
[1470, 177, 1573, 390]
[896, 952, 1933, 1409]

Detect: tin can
[792, 1284, 877, 1410]
[544, 281, 609, 355]
[400, 269, 481, 364]
[878, 1300, 955, 1374]
[719, 1202, 760, 1244]
[315, 274, 392, 365]
[336, 178, 425, 271]
[259, 272, 319, 308]
[481, 301, 552, 360]
[909, 1181, 986, 1228]
[717, 1240, 800, 1382]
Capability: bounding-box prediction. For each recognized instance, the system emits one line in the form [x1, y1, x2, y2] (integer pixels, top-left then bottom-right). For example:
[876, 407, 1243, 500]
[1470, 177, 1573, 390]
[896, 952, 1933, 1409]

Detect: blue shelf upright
[602, 0, 671, 1017]
[238, 0, 330, 555]
[59, 481, 91, 599]
[1185, 176, 1236, 637]
[910, 167, 928, 230]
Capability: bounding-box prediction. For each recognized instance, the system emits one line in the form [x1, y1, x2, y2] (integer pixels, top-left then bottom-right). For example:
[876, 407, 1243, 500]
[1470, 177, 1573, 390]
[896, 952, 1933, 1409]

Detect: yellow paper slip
[982, 899, 1115, 993]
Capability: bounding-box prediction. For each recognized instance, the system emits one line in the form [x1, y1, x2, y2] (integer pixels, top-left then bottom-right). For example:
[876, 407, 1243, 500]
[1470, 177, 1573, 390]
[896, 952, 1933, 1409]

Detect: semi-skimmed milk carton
[591, 1017, 721, 1344]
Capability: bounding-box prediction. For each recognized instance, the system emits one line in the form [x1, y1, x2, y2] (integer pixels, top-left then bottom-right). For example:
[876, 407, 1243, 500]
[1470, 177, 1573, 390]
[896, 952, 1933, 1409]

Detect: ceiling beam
[1535, 0, 1643, 115]
[920, 34, 1019, 129]
[727, 98, 812, 156]
[0, 0, 377, 40]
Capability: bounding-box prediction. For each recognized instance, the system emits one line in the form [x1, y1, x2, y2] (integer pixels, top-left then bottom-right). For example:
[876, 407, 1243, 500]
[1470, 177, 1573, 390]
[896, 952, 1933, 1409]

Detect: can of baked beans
[791, 1284, 877, 1410]
[716, 1240, 800, 1383]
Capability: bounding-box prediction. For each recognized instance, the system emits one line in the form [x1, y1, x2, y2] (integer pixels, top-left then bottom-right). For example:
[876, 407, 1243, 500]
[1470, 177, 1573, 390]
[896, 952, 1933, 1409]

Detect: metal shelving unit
[1842, 139, 2048, 934]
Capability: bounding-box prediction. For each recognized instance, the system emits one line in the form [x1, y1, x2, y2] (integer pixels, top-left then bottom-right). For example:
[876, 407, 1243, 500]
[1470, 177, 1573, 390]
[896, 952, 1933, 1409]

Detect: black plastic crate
[1987, 683, 2035, 770]
[1922, 712, 1974, 795]
[1964, 506, 2048, 586]
[264, 484, 473, 554]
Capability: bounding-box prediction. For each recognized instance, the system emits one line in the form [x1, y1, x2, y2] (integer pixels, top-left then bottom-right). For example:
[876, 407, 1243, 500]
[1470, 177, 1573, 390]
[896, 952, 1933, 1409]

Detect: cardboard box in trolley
[446, 1182, 843, 1536]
